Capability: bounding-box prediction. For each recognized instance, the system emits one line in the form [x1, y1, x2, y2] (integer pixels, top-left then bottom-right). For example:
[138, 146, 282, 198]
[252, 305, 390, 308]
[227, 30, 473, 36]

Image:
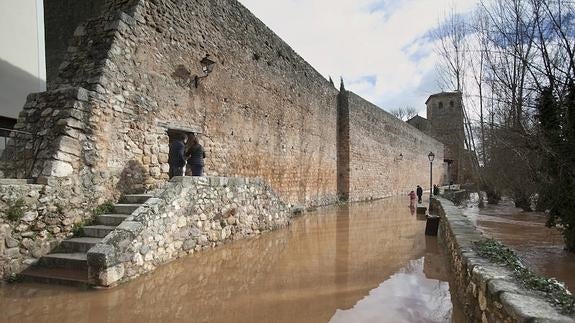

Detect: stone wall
[0, 0, 447, 278]
[347, 92, 444, 201]
[0, 178, 91, 278]
[87, 176, 292, 287]
[43, 0, 107, 86]
[434, 197, 573, 322]
[3, 0, 445, 208]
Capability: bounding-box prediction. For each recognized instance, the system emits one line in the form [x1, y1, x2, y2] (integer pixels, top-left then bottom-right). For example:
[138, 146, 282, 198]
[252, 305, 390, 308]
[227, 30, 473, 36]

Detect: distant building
[407, 91, 469, 184]
[405, 115, 430, 134]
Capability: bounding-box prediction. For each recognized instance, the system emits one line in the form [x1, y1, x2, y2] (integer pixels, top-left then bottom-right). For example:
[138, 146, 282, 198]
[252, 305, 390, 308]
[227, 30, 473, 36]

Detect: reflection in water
[330, 258, 451, 323]
[0, 197, 461, 323]
[463, 197, 575, 293]
[330, 236, 465, 323]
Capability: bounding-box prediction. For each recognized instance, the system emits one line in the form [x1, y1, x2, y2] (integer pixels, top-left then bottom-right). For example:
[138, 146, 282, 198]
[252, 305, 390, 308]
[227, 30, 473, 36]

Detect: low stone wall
[0, 178, 92, 279]
[87, 176, 292, 287]
[433, 197, 574, 322]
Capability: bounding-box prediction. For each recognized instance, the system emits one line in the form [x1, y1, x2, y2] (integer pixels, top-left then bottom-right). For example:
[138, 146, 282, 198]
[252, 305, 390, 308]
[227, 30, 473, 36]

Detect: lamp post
[194, 54, 217, 88]
[428, 151, 435, 208]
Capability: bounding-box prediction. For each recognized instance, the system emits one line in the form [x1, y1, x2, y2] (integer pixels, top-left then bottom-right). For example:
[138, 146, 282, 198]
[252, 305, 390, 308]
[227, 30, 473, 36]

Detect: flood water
[463, 197, 575, 293]
[0, 197, 464, 323]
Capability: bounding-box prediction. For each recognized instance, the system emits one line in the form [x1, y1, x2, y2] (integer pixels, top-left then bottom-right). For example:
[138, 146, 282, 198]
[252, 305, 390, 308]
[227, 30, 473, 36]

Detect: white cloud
[238, 0, 478, 114]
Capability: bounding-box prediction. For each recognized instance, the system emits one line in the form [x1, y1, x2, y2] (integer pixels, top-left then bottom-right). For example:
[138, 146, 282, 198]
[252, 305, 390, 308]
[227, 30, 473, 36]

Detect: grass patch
[72, 221, 85, 236]
[93, 201, 115, 216]
[72, 218, 94, 236]
[6, 198, 26, 221]
[473, 239, 575, 315]
[5, 273, 22, 283]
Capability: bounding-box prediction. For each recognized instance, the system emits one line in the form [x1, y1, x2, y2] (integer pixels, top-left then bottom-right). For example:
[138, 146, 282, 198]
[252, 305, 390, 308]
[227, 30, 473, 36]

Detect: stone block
[499, 292, 572, 322]
[22, 210, 38, 222]
[5, 247, 20, 258]
[116, 221, 144, 235]
[56, 136, 81, 156]
[97, 264, 125, 287]
[42, 160, 74, 178]
[5, 236, 18, 248]
[87, 244, 117, 269]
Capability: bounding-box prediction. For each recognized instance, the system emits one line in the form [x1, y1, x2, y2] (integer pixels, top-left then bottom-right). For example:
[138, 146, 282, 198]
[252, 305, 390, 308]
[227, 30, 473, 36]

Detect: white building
[0, 0, 45, 152]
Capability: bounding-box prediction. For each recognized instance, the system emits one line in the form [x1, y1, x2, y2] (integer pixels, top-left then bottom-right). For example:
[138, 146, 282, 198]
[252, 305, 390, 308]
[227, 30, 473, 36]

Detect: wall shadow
[0, 58, 45, 119]
[115, 159, 150, 194]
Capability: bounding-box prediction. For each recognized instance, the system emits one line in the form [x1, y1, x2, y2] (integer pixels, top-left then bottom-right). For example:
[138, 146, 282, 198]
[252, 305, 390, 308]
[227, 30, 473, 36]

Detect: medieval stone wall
[44, 0, 108, 86]
[0, 0, 450, 278]
[3, 0, 447, 208]
[48, 0, 340, 207]
[347, 92, 444, 201]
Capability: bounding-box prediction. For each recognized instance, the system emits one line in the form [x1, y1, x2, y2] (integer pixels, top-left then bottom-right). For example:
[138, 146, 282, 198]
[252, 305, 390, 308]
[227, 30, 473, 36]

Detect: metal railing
[0, 127, 41, 177]
[0, 127, 34, 155]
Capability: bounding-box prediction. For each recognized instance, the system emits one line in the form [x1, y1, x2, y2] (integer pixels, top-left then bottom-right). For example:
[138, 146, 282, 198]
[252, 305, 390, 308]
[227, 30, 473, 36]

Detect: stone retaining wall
[433, 197, 574, 322]
[0, 178, 92, 279]
[87, 176, 291, 287]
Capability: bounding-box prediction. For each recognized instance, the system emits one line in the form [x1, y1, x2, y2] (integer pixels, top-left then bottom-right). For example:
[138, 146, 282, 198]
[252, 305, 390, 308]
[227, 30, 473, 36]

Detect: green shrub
[474, 239, 575, 314]
[6, 199, 25, 221]
[93, 201, 115, 215]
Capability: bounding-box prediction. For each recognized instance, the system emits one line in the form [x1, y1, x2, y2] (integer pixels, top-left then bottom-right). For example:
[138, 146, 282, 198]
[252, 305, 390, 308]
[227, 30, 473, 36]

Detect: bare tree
[389, 106, 418, 121]
[435, 7, 469, 91]
[480, 0, 539, 130]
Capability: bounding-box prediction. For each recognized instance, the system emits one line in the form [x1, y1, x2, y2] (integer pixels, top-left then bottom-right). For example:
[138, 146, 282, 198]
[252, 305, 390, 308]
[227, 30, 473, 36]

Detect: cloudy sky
[238, 0, 478, 116]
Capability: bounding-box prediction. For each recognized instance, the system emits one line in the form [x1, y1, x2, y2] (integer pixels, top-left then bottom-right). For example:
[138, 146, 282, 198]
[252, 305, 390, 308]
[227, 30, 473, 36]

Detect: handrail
[0, 127, 35, 136]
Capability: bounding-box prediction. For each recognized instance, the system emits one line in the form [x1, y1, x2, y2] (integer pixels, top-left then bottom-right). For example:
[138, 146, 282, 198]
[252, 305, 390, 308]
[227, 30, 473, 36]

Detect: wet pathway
[1, 197, 464, 323]
[463, 197, 575, 293]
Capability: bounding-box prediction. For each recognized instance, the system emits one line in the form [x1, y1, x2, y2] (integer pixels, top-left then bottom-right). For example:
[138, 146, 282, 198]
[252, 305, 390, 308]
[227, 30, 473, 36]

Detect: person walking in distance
[416, 185, 423, 204]
[185, 133, 205, 176]
[168, 133, 186, 178]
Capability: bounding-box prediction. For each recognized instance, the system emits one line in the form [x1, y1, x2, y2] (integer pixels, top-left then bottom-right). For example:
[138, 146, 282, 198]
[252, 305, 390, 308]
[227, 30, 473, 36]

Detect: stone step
[96, 214, 129, 226]
[121, 194, 153, 204]
[114, 204, 141, 215]
[38, 253, 87, 270]
[0, 178, 35, 185]
[20, 267, 89, 287]
[56, 237, 102, 253]
[83, 225, 116, 238]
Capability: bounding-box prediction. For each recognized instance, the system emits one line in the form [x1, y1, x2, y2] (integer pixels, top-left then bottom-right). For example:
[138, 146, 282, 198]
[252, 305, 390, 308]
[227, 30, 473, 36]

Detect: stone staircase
[20, 194, 152, 286]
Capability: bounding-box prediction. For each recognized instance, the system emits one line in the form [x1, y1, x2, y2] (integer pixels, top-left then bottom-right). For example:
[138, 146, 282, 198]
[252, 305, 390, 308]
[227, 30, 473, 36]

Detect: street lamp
[194, 54, 217, 88]
[428, 151, 435, 209]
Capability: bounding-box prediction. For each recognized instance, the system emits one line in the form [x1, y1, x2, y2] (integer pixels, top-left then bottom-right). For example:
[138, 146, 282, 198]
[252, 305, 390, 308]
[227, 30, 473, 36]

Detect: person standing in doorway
[416, 185, 423, 204]
[185, 133, 205, 176]
[168, 133, 186, 178]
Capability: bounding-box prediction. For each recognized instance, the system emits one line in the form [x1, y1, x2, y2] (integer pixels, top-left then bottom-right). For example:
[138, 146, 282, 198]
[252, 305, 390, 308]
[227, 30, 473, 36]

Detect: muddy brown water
[463, 197, 575, 294]
[1, 197, 464, 323]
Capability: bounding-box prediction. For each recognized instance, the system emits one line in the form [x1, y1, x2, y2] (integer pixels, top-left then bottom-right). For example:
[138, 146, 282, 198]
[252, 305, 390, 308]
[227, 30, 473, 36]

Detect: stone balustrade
[87, 176, 292, 287]
[433, 197, 574, 322]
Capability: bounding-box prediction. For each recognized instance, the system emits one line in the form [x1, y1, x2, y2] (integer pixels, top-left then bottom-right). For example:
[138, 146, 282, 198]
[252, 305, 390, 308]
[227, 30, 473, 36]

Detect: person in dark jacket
[185, 133, 205, 176]
[168, 134, 186, 178]
[416, 185, 423, 204]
